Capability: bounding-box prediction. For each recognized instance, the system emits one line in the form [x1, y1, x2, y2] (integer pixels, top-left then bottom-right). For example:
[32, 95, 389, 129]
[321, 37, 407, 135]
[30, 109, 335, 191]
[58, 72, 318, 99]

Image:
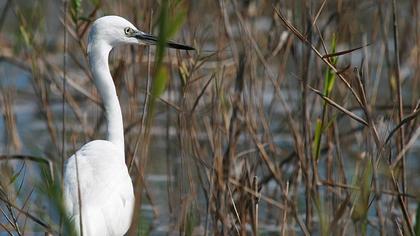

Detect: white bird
[63, 15, 194, 236]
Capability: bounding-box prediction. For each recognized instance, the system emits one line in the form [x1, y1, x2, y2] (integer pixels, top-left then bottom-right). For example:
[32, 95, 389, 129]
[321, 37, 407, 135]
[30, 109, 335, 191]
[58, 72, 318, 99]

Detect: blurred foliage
[147, 0, 187, 123]
[0, 0, 419, 235]
[313, 34, 337, 160]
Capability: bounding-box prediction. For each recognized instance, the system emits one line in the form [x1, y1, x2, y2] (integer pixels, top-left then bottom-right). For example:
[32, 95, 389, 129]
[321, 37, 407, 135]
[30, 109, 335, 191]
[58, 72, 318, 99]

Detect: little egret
[63, 15, 194, 236]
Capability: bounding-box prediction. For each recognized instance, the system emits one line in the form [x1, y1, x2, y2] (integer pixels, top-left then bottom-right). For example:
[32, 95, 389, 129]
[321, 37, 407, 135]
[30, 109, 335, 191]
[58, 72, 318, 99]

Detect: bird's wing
[63, 140, 134, 235]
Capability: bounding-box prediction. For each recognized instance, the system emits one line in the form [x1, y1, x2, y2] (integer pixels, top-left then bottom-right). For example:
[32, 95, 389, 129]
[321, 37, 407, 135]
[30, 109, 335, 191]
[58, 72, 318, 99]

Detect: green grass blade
[323, 34, 338, 97]
[313, 34, 338, 161]
[312, 118, 322, 160]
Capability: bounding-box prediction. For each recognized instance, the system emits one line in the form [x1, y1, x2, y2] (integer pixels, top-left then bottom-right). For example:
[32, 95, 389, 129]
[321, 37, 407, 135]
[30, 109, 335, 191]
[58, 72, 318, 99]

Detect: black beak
[133, 32, 195, 50]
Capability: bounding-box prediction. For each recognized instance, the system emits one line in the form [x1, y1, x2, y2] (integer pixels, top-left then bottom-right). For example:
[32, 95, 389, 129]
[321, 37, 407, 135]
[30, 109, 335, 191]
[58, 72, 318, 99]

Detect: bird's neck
[88, 41, 125, 156]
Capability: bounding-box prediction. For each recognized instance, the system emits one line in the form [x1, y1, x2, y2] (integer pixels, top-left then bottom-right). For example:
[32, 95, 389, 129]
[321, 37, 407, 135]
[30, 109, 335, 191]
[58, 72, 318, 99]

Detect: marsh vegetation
[0, 0, 419, 235]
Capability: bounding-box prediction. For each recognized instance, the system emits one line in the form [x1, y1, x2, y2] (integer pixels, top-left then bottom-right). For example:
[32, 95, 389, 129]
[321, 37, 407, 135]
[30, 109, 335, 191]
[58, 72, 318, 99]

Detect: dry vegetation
[0, 0, 419, 235]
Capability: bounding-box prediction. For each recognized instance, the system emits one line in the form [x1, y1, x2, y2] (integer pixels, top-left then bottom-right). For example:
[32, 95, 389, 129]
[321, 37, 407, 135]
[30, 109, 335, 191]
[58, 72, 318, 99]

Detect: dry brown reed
[0, 0, 419, 235]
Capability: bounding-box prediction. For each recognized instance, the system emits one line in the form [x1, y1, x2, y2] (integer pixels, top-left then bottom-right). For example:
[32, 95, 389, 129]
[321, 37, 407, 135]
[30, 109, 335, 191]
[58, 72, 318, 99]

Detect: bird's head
[88, 15, 194, 51]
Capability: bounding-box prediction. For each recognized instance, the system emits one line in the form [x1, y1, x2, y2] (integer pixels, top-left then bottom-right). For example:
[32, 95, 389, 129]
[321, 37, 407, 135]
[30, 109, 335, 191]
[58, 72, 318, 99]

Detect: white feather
[63, 16, 138, 236]
[64, 141, 134, 235]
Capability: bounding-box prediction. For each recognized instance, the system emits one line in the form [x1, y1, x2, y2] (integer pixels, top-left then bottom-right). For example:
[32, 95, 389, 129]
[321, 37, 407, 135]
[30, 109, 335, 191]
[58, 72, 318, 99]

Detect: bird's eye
[124, 27, 132, 35]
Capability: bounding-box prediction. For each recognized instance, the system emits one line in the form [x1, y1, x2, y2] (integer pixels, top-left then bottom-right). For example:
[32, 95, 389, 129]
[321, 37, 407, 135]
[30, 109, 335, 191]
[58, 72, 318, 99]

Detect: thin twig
[62, 0, 68, 182]
[273, 6, 365, 109]
[392, 0, 406, 205]
[308, 86, 368, 126]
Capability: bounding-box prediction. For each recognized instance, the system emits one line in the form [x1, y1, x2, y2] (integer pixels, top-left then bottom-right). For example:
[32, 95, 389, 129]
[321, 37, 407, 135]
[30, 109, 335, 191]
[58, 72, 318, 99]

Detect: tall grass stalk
[0, 1, 419, 235]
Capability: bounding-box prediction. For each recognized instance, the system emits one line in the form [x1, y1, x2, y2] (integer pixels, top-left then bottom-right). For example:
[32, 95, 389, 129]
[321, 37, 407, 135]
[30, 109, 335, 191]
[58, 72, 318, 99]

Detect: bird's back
[63, 140, 134, 236]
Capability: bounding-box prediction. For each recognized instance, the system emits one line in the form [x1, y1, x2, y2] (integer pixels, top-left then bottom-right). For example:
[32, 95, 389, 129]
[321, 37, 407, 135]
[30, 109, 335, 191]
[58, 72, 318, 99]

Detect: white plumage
[63, 15, 193, 236]
[64, 141, 134, 235]
[63, 16, 137, 236]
